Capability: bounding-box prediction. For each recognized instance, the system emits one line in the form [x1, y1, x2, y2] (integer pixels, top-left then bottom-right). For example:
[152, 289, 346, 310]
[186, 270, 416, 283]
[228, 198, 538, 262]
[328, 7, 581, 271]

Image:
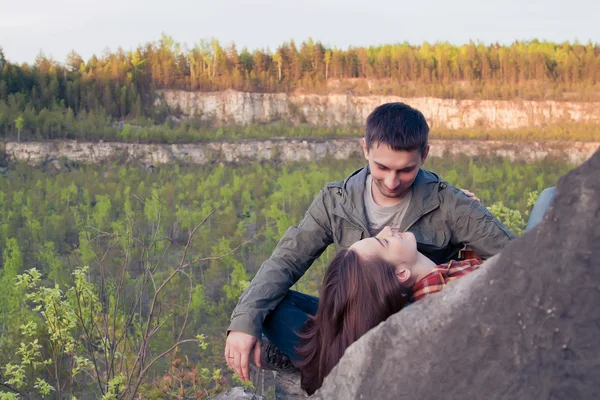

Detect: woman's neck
[409, 253, 437, 285]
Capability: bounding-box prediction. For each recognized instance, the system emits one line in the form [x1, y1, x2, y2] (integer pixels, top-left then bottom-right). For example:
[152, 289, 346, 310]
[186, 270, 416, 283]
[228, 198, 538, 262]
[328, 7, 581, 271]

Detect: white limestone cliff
[160, 89, 600, 129]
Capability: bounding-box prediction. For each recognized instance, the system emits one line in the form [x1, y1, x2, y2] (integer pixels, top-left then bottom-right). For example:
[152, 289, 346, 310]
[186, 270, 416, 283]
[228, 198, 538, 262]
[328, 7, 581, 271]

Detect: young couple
[225, 102, 551, 394]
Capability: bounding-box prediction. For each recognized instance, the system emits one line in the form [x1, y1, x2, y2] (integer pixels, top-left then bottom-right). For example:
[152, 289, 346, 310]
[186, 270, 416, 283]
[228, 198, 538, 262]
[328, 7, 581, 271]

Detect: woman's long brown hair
[296, 248, 408, 395]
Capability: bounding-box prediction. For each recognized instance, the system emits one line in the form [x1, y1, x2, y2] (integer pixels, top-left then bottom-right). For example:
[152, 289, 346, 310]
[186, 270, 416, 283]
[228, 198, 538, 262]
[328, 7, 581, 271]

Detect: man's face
[362, 140, 428, 203]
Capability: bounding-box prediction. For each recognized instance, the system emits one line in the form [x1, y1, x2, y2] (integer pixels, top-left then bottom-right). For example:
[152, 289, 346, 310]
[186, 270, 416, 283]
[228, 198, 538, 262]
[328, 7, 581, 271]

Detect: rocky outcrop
[161, 90, 600, 129]
[5, 140, 599, 166]
[313, 149, 600, 399]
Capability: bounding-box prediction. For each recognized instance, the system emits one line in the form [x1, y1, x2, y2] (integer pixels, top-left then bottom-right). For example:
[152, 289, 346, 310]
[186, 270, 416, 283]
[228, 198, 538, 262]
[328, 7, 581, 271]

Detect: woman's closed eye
[374, 237, 387, 247]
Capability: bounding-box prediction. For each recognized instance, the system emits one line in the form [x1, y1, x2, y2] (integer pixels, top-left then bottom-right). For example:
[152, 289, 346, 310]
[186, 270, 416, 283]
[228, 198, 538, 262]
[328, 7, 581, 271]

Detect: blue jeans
[525, 187, 556, 232]
[263, 188, 556, 360]
[262, 290, 319, 362]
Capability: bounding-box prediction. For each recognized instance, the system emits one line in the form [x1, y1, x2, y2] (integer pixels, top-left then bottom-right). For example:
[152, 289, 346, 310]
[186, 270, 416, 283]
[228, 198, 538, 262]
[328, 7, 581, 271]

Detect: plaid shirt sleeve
[410, 259, 482, 302]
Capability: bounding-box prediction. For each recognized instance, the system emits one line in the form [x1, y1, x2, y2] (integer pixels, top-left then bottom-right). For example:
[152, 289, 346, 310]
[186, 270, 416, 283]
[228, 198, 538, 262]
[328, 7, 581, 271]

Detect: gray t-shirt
[364, 174, 413, 237]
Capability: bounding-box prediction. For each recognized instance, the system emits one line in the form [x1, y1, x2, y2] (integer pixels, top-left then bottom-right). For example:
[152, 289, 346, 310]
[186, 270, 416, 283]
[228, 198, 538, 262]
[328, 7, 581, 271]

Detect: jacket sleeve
[227, 188, 334, 338]
[443, 186, 515, 259]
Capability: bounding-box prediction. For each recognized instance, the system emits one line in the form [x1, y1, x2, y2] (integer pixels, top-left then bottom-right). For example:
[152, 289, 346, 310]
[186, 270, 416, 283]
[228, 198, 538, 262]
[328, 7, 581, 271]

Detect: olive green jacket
[228, 166, 514, 338]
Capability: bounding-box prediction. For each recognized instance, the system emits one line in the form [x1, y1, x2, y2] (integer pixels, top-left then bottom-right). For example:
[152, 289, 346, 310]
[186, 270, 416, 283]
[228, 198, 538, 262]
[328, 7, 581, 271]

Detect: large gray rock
[314, 149, 600, 400]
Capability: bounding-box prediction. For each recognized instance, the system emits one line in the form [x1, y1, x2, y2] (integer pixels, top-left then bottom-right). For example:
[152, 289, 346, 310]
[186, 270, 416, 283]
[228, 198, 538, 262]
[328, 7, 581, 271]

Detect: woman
[296, 226, 482, 395]
[295, 237, 409, 395]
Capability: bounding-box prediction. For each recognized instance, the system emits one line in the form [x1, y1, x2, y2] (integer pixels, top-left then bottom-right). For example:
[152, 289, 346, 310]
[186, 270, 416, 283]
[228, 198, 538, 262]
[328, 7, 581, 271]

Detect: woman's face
[350, 226, 418, 269]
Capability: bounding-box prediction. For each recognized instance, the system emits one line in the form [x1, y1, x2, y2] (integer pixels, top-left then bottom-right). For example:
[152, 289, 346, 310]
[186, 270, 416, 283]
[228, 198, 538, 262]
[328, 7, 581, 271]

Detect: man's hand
[225, 331, 261, 381]
[460, 188, 481, 204]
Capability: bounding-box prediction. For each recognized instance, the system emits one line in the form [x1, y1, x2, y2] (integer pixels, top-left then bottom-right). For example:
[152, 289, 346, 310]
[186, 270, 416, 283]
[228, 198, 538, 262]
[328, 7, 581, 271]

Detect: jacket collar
[333, 165, 442, 234]
[330, 166, 370, 232]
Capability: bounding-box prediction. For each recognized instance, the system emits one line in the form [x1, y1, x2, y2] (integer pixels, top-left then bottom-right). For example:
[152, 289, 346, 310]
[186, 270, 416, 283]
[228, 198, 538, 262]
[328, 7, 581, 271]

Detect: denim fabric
[526, 187, 556, 232]
[262, 290, 319, 362]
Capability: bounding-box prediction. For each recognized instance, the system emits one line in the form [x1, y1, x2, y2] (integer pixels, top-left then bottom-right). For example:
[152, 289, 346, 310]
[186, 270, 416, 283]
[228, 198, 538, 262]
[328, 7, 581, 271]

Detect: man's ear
[421, 145, 430, 164]
[361, 138, 369, 160]
[396, 268, 411, 284]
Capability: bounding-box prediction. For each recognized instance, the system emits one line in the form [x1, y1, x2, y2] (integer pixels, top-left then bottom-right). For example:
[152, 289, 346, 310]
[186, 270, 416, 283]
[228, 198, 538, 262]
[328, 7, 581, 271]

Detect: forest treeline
[0, 37, 599, 143]
[0, 155, 572, 398]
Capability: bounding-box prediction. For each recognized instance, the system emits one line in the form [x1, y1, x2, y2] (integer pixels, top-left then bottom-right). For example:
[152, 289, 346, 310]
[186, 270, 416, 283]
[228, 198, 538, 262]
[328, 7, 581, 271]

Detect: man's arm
[228, 188, 333, 336]
[444, 186, 515, 259]
[225, 188, 334, 379]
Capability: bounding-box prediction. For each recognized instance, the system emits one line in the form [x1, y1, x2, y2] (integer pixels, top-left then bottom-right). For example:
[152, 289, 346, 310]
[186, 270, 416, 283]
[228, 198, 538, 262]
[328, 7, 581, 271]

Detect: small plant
[488, 190, 539, 236]
[139, 343, 226, 400]
[1, 203, 254, 399]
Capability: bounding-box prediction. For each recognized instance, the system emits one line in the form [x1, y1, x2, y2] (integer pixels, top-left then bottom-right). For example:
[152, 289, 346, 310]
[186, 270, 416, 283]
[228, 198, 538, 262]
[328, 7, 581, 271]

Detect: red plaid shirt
[410, 259, 482, 302]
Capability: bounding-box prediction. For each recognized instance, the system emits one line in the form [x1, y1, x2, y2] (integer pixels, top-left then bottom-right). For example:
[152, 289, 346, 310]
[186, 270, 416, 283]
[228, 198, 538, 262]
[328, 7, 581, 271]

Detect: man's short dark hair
[365, 102, 429, 155]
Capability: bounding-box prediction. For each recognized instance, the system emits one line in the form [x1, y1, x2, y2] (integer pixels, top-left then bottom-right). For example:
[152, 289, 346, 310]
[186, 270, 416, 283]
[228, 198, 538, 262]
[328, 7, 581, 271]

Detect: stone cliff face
[160, 90, 600, 129]
[5, 140, 599, 166]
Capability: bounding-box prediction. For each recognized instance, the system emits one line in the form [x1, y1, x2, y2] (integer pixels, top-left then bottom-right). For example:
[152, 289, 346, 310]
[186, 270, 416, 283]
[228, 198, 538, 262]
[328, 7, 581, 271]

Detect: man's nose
[385, 173, 399, 188]
[378, 226, 392, 238]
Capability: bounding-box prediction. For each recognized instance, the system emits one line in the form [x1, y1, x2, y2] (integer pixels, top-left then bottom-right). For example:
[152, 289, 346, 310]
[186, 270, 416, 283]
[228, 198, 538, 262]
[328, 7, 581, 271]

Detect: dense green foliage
[2, 38, 598, 107]
[0, 37, 599, 144]
[0, 155, 572, 397]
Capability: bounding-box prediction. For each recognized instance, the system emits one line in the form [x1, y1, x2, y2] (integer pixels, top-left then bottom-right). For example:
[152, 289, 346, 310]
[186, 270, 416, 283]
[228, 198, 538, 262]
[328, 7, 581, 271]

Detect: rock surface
[5, 140, 599, 166]
[212, 387, 267, 400]
[274, 370, 306, 400]
[313, 149, 600, 399]
[161, 89, 600, 129]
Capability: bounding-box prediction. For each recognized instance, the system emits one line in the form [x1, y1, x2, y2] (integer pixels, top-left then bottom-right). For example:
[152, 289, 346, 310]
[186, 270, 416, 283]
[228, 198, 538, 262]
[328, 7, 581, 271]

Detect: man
[225, 102, 514, 381]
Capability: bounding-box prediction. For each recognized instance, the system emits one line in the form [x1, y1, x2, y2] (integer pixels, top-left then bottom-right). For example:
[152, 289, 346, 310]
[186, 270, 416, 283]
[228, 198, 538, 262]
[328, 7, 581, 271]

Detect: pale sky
[1, 0, 598, 64]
